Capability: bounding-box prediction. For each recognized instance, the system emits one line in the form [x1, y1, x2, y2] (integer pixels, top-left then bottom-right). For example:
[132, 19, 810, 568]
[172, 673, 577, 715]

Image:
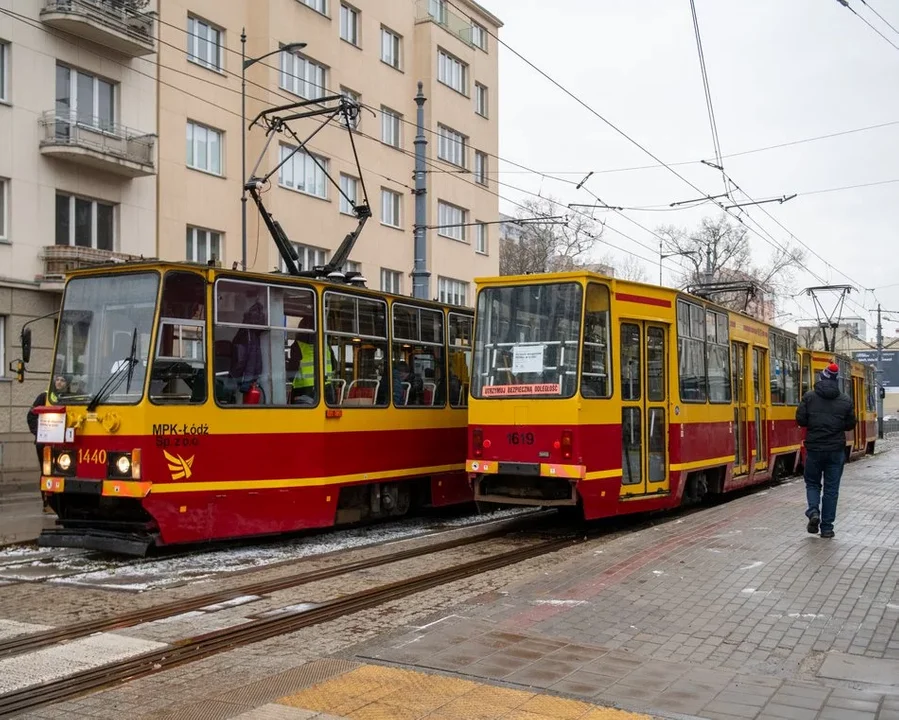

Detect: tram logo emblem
[164, 450, 195, 480]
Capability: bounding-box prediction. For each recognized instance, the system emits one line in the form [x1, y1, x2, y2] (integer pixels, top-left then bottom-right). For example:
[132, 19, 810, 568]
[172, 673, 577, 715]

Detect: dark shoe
[821, 530, 835, 538]
[807, 512, 820, 534]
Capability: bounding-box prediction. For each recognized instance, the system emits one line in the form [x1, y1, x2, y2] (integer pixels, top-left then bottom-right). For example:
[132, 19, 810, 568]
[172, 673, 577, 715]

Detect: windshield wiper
[87, 328, 138, 412]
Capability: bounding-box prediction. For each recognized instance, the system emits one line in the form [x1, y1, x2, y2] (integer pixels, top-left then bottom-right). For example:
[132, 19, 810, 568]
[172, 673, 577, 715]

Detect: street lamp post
[241, 31, 307, 271]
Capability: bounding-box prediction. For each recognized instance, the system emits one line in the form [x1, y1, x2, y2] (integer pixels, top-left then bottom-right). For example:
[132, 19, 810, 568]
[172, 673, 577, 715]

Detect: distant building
[499, 213, 522, 244]
[798, 317, 870, 352]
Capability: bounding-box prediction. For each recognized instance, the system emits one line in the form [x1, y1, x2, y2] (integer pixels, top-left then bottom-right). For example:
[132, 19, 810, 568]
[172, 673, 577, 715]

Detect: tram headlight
[116, 455, 131, 475]
[108, 451, 139, 479]
[56, 452, 72, 472]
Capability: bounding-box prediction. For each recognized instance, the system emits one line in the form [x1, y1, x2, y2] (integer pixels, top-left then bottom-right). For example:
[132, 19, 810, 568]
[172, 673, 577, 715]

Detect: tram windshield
[473, 282, 582, 399]
[51, 272, 159, 404]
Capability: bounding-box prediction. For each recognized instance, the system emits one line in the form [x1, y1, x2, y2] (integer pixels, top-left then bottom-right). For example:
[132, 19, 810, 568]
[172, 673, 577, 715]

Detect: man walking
[796, 362, 856, 538]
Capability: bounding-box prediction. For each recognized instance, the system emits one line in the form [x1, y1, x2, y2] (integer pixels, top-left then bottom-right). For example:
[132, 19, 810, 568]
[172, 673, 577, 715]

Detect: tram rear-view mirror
[21, 327, 32, 364]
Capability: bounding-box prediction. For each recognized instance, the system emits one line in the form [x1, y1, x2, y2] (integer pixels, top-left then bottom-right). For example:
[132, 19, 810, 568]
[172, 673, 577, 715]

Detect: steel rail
[0, 534, 579, 717]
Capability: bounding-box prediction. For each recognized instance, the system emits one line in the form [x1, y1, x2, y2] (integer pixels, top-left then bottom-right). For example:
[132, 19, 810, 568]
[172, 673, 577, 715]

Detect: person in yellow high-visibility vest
[288, 337, 333, 403]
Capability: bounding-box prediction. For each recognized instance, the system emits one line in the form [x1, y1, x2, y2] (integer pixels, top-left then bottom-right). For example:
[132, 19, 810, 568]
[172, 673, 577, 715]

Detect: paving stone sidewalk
[350, 446, 899, 720]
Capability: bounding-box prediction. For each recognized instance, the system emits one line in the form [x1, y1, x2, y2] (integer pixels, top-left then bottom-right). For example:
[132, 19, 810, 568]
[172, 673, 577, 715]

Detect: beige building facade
[157, 0, 501, 305]
[0, 0, 158, 491]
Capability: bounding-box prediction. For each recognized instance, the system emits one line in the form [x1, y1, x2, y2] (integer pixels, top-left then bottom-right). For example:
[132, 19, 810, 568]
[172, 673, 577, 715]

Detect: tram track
[0, 511, 553, 661]
[0, 533, 581, 717]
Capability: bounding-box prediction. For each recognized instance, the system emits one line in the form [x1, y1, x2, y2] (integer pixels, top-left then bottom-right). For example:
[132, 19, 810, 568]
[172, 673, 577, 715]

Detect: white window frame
[186, 121, 223, 176]
[343, 260, 361, 274]
[280, 49, 327, 100]
[381, 188, 402, 228]
[438, 277, 468, 307]
[187, 16, 223, 71]
[0, 178, 7, 241]
[339, 174, 359, 215]
[475, 82, 488, 117]
[381, 107, 401, 148]
[381, 268, 402, 294]
[278, 144, 329, 199]
[475, 221, 488, 254]
[474, 151, 487, 186]
[56, 193, 116, 251]
[340, 4, 360, 46]
[0, 41, 8, 103]
[381, 27, 401, 69]
[186, 226, 222, 264]
[282, 242, 329, 273]
[437, 124, 466, 167]
[56, 63, 116, 131]
[437, 49, 467, 95]
[339, 87, 361, 129]
[437, 200, 467, 242]
[0, 315, 5, 378]
[471, 22, 487, 51]
[299, 0, 327, 15]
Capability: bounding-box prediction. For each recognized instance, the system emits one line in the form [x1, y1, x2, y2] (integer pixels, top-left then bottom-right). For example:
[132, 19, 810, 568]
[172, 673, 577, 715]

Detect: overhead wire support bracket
[722, 194, 797, 210]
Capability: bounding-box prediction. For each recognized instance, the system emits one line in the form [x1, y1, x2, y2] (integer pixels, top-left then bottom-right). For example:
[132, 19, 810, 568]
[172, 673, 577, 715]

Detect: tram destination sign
[852, 350, 899, 392]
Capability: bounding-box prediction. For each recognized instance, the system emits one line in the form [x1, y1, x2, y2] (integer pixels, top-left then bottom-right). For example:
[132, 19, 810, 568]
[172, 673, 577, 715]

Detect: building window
[381, 189, 402, 228]
[438, 277, 468, 307]
[280, 50, 327, 100]
[474, 151, 487, 185]
[438, 49, 467, 94]
[0, 178, 7, 241]
[55, 64, 115, 132]
[381, 268, 402, 294]
[342, 260, 361, 274]
[340, 87, 360, 128]
[0, 314, 5, 379]
[381, 107, 402, 148]
[0, 42, 8, 103]
[340, 4, 360, 46]
[278, 145, 328, 199]
[187, 16, 223, 71]
[437, 201, 466, 241]
[283, 243, 329, 273]
[299, 0, 327, 14]
[381, 27, 401, 69]
[186, 226, 221, 264]
[186, 121, 222, 175]
[475, 222, 487, 254]
[475, 82, 488, 117]
[471, 22, 487, 51]
[437, 124, 466, 167]
[339, 174, 359, 215]
[55, 193, 114, 251]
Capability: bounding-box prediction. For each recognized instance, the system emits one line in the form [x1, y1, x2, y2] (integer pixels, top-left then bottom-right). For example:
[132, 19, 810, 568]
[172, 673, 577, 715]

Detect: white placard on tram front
[511, 344, 545, 374]
[37, 413, 67, 444]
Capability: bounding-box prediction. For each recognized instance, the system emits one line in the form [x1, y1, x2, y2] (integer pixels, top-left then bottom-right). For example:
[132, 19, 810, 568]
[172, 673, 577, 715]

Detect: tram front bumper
[466, 460, 584, 505]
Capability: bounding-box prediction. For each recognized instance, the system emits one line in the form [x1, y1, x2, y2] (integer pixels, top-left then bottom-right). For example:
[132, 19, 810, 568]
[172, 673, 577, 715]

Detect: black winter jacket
[26, 392, 47, 436]
[796, 378, 856, 452]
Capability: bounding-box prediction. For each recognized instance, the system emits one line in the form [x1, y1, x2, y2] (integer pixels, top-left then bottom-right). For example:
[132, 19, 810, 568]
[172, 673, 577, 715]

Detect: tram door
[753, 347, 768, 472]
[853, 375, 865, 452]
[731, 342, 750, 476]
[620, 321, 669, 497]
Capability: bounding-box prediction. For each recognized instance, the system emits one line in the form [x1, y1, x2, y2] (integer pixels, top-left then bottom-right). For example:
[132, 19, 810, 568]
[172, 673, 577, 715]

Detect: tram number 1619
[506, 431, 535, 445]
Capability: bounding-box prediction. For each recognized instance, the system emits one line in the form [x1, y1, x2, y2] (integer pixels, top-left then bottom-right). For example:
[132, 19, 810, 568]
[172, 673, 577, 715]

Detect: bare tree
[656, 214, 805, 319]
[614, 254, 650, 282]
[499, 197, 602, 275]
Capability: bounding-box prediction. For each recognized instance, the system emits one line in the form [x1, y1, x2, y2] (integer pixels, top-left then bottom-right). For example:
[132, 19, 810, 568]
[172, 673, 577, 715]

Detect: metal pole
[877, 303, 884, 439]
[659, 240, 663, 285]
[411, 82, 430, 300]
[241, 28, 247, 271]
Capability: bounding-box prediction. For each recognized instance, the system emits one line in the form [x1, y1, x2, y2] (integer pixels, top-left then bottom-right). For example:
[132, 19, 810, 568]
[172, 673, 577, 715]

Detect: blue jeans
[804, 449, 846, 533]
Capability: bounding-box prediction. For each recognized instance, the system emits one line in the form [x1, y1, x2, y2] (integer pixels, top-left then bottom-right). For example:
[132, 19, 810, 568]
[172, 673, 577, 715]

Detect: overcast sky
[484, 0, 899, 339]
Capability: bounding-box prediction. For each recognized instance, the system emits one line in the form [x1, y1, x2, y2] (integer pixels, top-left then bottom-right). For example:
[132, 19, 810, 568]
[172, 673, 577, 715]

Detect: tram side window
[392, 304, 445, 407]
[784, 338, 799, 404]
[212, 279, 319, 406]
[800, 353, 812, 398]
[677, 299, 707, 402]
[150, 272, 207, 405]
[448, 312, 472, 408]
[706, 309, 731, 403]
[769, 332, 799, 405]
[325, 292, 389, 407]
[581, 283, 611, 398]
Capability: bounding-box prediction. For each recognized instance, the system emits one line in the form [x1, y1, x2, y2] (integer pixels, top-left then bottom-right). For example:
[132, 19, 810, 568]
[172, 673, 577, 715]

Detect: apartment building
[0, 0, 158, 491]
[157, 0, 501, 305]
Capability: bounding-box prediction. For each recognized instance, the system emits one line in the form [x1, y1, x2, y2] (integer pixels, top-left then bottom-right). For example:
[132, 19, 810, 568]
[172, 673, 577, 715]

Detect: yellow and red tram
[33, 261, 474, 554]
[465, 271, 874, 520]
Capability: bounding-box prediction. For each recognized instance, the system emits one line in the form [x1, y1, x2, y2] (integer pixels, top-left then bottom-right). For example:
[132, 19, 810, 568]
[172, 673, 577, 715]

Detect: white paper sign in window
[512, 345, 545, 374]
[37, 413, 67, 444]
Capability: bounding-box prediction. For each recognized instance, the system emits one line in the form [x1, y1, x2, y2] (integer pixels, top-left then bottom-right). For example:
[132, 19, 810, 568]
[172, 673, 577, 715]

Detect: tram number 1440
[506, 431, 535, 445]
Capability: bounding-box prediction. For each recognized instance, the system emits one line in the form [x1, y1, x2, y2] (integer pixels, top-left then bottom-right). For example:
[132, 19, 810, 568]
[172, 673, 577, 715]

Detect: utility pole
[411, 82, 430, 299]
[877, 303, 884, 439]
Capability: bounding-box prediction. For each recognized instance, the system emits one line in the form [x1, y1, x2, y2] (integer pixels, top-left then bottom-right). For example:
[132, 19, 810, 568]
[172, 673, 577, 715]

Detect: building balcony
[39, 245, 145, 288]
[415, 0, 473, 45]
[40, 0, 155, 57]
[39, 112, 156, 178]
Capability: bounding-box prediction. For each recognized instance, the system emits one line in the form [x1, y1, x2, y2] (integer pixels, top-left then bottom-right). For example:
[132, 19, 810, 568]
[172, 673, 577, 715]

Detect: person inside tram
[48, 374, 69, 404]
[286, 315, 327, 405]
[393, 360, 423, 406]
[230, 298, 265, 399]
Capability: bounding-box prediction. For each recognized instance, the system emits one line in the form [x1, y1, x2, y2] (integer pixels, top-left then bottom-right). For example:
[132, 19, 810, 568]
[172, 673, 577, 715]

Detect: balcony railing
[40, 245, 144, 283]
[415, 0, 473, 46]
[39, 111, 156, 178]
[40, 0, 155, 56]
